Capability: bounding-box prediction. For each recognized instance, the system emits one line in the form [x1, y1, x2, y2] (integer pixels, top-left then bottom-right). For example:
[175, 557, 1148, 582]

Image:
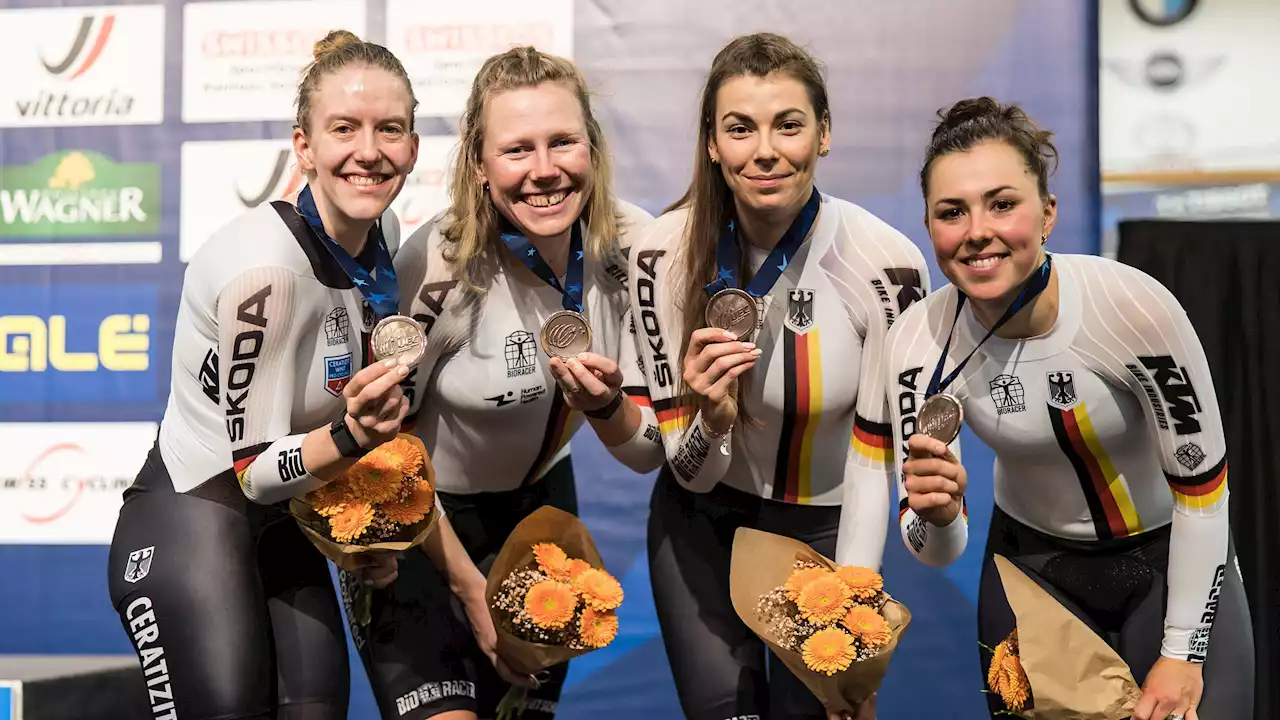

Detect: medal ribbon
[702, 185, 821, 299]
[925, 254, 1054, 398]
[500, 221, 585, 313]
[297, 185, 399, 320]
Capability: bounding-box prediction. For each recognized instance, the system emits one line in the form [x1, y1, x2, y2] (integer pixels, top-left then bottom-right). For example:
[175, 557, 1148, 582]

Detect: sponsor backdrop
[1099, 0, 1280, 256]
[0, 1, 1097, 718]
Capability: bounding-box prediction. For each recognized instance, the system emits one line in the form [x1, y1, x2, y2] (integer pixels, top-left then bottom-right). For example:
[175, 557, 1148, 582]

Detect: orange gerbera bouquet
[290, 433, 441, 624]
[485, 506, 621, 720]
[983, 555, 1141, 719]
[729, 528, 910, 716]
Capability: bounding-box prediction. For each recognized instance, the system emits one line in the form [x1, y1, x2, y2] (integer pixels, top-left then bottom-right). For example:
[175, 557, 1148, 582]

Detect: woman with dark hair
[889, 96, 1253, 720]
[628, 32, 928, 720]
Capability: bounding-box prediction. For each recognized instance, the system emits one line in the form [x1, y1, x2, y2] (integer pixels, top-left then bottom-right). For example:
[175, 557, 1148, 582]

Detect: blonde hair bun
[313, 29, 362, 62]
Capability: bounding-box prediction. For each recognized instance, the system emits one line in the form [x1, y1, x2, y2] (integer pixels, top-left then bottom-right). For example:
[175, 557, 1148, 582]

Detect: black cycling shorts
[107, 444, 349, 720]
[979, 505, 1253, 719]
[648, 467, 841, 720]
[342, 458, 578, 720]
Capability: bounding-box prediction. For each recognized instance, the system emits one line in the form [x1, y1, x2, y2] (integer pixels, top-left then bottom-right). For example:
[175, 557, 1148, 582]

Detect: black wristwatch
[330, 417, 370, 459]
[583, 391, 624, 420]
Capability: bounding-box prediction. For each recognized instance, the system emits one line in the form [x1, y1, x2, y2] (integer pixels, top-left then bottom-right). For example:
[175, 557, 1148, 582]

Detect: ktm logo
[238, 149, 303, 208]
[42, 15, 116, 80]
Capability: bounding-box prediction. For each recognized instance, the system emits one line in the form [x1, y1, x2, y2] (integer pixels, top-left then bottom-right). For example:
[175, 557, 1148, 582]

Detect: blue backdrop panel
[0, 1, 1097, 718]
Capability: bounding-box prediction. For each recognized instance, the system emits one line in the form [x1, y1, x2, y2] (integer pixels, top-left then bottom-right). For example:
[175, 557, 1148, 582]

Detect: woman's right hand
[902, 434, 967, 527]
[682, 328, 762, 434]
[343, 358, 411, 449]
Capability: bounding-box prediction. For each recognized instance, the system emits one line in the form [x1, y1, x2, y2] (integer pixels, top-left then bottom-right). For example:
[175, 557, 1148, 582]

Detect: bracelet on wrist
[584, 391, 624, 420]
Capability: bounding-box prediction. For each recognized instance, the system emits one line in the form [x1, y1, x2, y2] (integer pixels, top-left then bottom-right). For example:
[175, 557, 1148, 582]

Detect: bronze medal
[916, 393, 964, 445]
[705, 288, 759, 341]
[370, 315, 426, 367]
[540, 310, 592, 359]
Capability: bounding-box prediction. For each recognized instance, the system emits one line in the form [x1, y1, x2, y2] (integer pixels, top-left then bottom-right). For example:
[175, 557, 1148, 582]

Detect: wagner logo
[0, 6, 165, 128]
[0, 284, 155, 406]
[0, 151, 160, 238]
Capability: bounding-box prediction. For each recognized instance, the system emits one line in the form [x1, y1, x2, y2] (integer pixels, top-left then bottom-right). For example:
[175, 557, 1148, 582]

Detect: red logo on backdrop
[42, 15, 116, 80]
[18, 443, 88, 524]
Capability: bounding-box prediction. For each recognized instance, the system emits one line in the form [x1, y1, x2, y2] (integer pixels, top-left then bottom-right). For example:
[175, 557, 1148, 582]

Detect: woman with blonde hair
[107, 30, 416, 719]
[629, 32, 927, 720]
[340, 46, 665, 720]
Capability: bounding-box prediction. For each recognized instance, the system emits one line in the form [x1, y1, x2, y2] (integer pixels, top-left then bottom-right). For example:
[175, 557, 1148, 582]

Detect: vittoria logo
[0, 6, 166, 128]
[239, 149, 303, 208]
[504, 331, 537, 378]
[1175, 443, 1206, 471]
[785, 288, 815, 334]
[324, 352, 353, 397]
[324, 307, 350, 347]
[124, 545, 154, 583]
[989, 374, 1026, 415]
[1046, 371, 1078, 409]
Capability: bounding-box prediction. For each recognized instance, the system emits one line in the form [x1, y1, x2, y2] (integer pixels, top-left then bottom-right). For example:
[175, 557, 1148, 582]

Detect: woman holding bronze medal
[628, 33, 929, 720]
[337, 47, 666, 720]
[887, 97, 1254, 720]
[105, 30, 419, 720]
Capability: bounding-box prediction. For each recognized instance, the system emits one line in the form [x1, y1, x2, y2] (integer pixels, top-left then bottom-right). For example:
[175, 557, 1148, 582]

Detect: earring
[819, 148, 829, 157]
[1041, 234, 1047, 245]
[710, 157, 719, 165]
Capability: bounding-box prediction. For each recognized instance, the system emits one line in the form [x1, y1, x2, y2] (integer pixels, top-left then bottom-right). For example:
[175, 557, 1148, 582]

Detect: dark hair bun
[921, 96, 1059, 198]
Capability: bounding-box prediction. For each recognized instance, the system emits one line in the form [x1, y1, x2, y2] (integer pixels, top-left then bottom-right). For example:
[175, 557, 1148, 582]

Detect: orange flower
[344, 462, 402, 505]
[835, 566, 884, 601]
[801, 628, 857, 675]
[524, 580, 577, 629]
[785, 566, 833, 600]
[533, 543, 571, 578]
[578, 608, 619, 649]
[988, 630, 1030, 711]
[379, 478, 435, 525]
[842, 605, 891, 648]
[796, 575, 853, 625]
[573, 568, 624, 612]
[306, 483, 346, 517]
[565, 558, 592, 581]
[368, 437, 424, 477]
[330, 501, 374, 542]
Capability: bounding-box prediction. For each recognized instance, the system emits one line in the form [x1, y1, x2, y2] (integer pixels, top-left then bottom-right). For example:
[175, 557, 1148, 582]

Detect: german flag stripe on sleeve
[1166, 455, 1228, 511]
[852, 414, 893, 465]
[232, 442, 271, 480]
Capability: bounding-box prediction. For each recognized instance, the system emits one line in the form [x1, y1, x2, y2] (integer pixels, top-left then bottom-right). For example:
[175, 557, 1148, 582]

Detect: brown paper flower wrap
[485, 505, 622, 719]
[728, 527, 911, 716]
[986, 554, 1143, 718]
[289, 433, 442, 625]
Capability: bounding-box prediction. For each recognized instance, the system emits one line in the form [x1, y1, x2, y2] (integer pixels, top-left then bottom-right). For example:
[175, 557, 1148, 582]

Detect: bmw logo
[1128, 0, 1200, 27]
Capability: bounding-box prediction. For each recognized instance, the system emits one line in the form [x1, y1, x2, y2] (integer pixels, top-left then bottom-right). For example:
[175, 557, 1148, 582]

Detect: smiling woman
[335, 46, 667, 720]
[105, 28, 419, 720]
[627, 32, 929, 720]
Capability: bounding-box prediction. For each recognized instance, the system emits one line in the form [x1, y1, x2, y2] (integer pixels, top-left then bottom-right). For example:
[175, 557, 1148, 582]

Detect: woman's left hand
[548, 352, 622, 413]
[1133, 657, 1202, 720]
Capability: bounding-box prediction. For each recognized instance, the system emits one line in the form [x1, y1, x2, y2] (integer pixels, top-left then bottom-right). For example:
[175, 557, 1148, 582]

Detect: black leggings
[648, 467, 842, 720]
[107, 445, 349, 720]
[979, 506, 1253, 719]
[342, 458, 578, 720]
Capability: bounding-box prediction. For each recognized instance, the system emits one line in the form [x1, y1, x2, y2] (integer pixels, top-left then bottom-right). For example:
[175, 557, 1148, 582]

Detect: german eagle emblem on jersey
[1047, 371, 1078, 409]
[785, 288, 815, 334]
[124, 546, 155, 584]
